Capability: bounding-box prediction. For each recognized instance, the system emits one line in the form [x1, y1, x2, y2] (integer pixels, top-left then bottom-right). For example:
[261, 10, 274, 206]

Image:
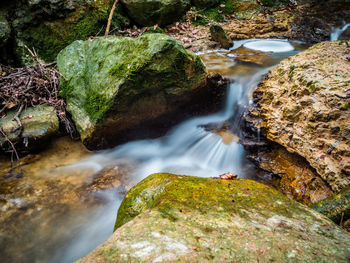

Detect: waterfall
[330, 23, 350, 41]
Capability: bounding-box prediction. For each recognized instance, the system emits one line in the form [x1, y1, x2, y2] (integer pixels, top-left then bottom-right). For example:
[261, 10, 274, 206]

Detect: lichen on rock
[79, 173, 350, 262]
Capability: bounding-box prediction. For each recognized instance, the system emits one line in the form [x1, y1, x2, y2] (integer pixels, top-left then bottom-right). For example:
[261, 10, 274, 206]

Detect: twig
[0, 128, 19, 161]
[335, 94, 350, 99]
[340, 212, 344, 226]
[12, 104, 24, 129]
[105, 0, 119, 36]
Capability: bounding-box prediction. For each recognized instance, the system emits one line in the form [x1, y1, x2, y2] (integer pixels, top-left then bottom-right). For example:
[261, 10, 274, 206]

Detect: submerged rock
[120, 0, 190, 26]
[0, 136, 134, 263]
[57, 34, 215, 150]
[252, 41, 350, 192]
[0, 105, 59, 152]
[80, 173, 350, 262]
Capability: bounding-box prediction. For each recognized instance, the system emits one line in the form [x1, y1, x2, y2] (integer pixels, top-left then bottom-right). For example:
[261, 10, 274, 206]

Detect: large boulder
[57, 34, 210, 150]
[252, 41, 350, 192]
[0, 105, 59, 152]
[79, 173, 350, 262]
[1, 0, 130, 63]
[120, 0, 190, 26]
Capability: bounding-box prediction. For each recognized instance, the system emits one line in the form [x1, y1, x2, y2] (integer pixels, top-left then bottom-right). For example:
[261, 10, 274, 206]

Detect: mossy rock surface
[12, 0, 130, 62]
[120, 0, 190, 26]
[311, 187, 350, 224]
[191, 0, 220, 9]
[57, 34, 207, 150]
[0, 105, 59, 152]
[79, 173, 350, 262]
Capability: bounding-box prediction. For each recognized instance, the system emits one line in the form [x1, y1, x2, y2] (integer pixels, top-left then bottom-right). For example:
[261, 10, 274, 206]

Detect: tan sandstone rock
[253, 41, 350, 192]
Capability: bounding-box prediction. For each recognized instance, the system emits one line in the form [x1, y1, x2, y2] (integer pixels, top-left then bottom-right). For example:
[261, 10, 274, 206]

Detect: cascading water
[72, 68, 270, 179]
[330, 22, 350, 41]
[0, 39, 308, 263]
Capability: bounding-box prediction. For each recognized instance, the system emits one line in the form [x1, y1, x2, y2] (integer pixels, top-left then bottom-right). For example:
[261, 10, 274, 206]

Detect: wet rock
[120, 0, 190, 26]
[252, 41, 350, 192]
[247, 145, 333, 206]
[57, 34, 220, 150]
[79, 173, 350, 262]
[0, 105, 59, 152]
[344, 219, 350, 232]
[291, 1, 350, 43]
[339, 27, 350, 40]
[210, 23, 232, 49]
[229, 46, 271, 65]
[223, 12, 292, 41]
[311, 187, 350, 225]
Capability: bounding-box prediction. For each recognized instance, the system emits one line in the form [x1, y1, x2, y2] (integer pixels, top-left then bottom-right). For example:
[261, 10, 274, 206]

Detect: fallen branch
[0, 128, 19, 161]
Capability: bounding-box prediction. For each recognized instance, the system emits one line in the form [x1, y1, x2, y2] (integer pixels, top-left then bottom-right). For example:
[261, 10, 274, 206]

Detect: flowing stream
[330, 22, 350, 41]
[0, 39, 317, 263]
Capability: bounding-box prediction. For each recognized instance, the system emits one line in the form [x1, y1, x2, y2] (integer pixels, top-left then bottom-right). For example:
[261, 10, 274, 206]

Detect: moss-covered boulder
[120, 0, 190, 26]
[252, 41, 350, 192]
[0, 105, 59, 152]
[57, 34, 209, 150]
[311, 187, 350, 224]
[79, 173, 350, 262]
[6, 0, 130, 63]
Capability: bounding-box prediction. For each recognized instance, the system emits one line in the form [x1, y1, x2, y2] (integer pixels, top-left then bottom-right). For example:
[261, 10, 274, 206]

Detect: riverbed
[0, 39, 319, 263]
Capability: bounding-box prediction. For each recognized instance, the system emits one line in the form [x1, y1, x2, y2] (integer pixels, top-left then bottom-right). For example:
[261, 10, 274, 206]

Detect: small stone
[209, 24, 232, 49]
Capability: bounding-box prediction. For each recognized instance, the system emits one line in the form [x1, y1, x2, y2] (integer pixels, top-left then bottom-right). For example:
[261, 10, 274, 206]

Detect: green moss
[306, 80, 318, 93]
[57, 34, 206, 145]
[340, 102, 350, 111]
[288, 65, 296, 79]
[192, 0, 238, 24]
[114, 173, 307, 230]
[21, 0, 130, 62]
[311, 187, 350, 224]
[260, 0, 288, 7]
[84, 92, 112, 122]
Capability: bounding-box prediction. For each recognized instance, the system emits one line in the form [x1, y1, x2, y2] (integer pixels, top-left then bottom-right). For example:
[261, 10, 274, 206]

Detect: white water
[7, 40, 307, 263]
[243, 39, 295, 53]
[331, 23, 350, 41]
[55, 40, 306, 263]
[70, 69, 268, 180]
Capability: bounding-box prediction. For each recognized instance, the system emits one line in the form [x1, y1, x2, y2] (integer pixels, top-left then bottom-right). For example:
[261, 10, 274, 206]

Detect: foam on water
[243, 39, 295, 53]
